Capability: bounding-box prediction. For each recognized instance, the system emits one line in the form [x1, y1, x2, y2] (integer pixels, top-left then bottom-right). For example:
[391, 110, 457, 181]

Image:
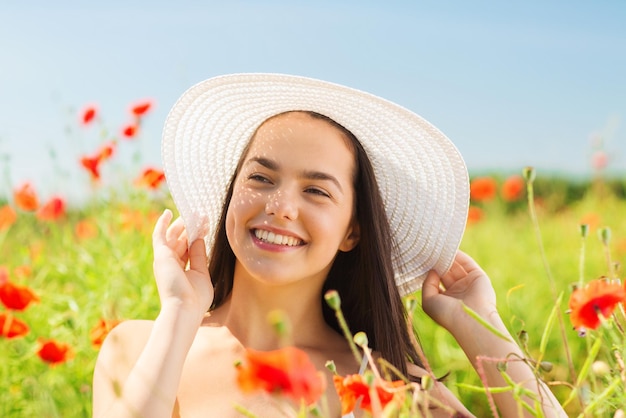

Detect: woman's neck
[211, 269, 338, 351]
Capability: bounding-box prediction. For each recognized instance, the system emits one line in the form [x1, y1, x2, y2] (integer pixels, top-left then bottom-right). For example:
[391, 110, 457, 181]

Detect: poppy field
[2, 103, 626, 416]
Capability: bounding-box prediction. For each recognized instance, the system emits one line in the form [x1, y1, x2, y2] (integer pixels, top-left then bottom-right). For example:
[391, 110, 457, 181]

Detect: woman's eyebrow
[246, 156, 344, 193]
[247, 156, 278, 170]
[301, 170, 343, 193]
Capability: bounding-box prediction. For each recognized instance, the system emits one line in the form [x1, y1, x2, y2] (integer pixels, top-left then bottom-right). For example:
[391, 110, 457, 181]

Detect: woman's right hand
[152, 209, 214, 320]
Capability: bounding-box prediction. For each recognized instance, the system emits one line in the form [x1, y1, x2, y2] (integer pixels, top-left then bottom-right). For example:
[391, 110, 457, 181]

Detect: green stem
[334, 307, 363, 366]
[525, 173, 581, 408]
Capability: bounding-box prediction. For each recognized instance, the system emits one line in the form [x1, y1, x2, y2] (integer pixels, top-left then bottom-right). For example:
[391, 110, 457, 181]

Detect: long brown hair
[208, 111, 423, 378]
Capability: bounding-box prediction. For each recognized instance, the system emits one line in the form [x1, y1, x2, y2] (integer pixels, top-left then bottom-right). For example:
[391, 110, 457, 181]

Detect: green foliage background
[2, 176, 626, 417]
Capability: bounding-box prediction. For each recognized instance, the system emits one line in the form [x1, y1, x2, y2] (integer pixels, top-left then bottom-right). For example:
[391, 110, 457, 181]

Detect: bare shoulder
[96, 319, 155, 367]
[406, 363, 475, 418]
[92, 319, 155, 414]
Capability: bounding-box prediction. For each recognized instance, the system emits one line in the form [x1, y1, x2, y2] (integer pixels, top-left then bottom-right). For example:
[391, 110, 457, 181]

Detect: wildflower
[134, 167, 165, 190]
[36, 196, 66, 221]
[591, 150, 608, 171]
[75, 220, 98, 240]
[0, 312, 29, 338]
[236, 346, 326, 406]
[122, 124, 138, 139]
[466, 206, 484, 225]
[501, 175, 525, 202]
[470, 177, 497, 202]
[0, 204, 17, 230]
[80, 155, 102, 181]
[13, 182, 39, 211]
[568, 279, 626, 331]
[80, 142, 116, 181]
[97, 141, 116, 161]
[130, 100, 153, 117]
[90, 318, 121, 348]
[333, 373, 405, 415]
[0, 269, 40, 311]
[13, 265, 31, 280]
[80, 105, 97, 126]
[580, 213, 601, 231]
[37, 339, 73, 365]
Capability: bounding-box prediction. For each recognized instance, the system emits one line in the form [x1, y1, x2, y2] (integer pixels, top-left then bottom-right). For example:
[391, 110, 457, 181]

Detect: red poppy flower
[122, 124, 138, 139]
[0, 204, 17, 230]
[501, 175, 525, 202]
[81, 105, 97, 126]
[470, 177, 497, 202]
[0, 312, 29, 339]
[466, 206, 484, 225]
[130, 100, 153, 117]
[36, 196, 66, 221]
[97, 141, 116, 161]
[90, 318, 122, 348]
[80, 155, 101, 180]
[37, 339, 73, 365]
[75, 220, 98, 240]
[134, 167, 165, 189]
[13, 182, 39, 211]
[569, 279, 626, 331]
[0, 271, 40, 311]
[80, 142, 116, 181]
[333, 374, 405, 415]
[236, 346, 326, 406]
[591, 150, 608, 171]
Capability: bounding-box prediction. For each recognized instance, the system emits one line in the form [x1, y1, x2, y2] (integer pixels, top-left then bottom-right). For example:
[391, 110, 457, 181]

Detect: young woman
[92, 74, 566, 417]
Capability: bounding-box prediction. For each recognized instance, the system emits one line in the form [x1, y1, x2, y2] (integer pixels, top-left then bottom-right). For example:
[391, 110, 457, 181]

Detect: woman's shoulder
[94, 319, 155, 377]
[101, 319, 155, 350]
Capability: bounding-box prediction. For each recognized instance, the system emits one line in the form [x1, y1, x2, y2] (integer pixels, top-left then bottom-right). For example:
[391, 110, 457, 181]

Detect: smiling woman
[92, 73, 566, 418]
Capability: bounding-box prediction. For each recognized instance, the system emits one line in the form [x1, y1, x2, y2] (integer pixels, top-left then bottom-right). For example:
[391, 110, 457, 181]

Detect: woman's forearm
[451, 309, 566, 418]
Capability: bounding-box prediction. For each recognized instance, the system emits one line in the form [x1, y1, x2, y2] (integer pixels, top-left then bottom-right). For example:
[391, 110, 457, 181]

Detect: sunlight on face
[225, 112, 359, 288]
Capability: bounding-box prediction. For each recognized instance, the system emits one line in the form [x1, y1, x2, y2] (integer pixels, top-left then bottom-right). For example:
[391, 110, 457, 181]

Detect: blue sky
[1, 0, 624, 203]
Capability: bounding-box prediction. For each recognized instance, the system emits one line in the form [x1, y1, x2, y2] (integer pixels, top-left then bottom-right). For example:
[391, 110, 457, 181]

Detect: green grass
[1, 180, 626, 417]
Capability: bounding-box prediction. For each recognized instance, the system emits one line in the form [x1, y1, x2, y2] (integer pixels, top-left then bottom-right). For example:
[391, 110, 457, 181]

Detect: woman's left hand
[421, 250, 497, 332]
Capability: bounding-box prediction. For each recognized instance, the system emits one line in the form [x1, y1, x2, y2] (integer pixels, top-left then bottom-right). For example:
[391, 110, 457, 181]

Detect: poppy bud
[421, 374, 434, 391]
[539, 361, 553, 372]
[591, 360, 610, 376]
[580, 224, 589, 238]
[599, 227, 611, 245]
[353, 331, 369, 348]
[325, 360, 337, 374]
[324, 290, 341, 310]
[522, 166, 535, 183]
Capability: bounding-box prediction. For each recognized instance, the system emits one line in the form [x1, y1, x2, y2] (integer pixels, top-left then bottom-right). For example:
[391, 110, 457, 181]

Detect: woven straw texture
[162, 73, 469, 295]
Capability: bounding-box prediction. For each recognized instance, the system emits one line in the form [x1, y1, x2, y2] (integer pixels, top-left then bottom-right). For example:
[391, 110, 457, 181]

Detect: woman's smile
[252, 228, 305, 248]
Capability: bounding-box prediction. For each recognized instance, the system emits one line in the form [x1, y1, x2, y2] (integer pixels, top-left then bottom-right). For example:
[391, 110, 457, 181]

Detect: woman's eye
[248, 174, 271, 183]
[305, 188, 330, 198]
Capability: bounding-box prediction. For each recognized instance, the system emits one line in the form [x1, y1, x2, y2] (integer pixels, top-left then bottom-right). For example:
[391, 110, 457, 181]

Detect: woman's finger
[188, 239, 208, 275]
[165, 216, 185, 246]
[152, 209, 173, 247]
[422, 270, 442, 300]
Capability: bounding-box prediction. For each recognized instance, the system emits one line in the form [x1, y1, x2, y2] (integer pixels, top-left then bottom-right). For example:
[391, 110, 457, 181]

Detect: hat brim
[162, 73, 469, 295]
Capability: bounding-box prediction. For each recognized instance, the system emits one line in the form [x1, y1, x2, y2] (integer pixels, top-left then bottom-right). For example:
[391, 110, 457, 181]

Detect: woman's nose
[265, 190, 298, 220]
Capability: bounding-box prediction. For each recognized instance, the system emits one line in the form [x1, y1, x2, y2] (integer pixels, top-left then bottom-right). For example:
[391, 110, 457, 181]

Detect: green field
[1, 176, 626, 417]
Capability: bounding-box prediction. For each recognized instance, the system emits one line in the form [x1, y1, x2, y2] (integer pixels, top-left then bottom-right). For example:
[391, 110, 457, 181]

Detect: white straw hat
[162, 73, 469, 295]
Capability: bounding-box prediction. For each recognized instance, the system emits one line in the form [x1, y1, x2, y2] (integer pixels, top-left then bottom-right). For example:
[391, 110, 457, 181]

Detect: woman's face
[225, 112, 360, 288]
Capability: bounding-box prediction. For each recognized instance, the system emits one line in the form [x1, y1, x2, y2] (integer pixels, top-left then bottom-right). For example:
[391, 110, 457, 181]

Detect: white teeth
[254, 229, 302, 246]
